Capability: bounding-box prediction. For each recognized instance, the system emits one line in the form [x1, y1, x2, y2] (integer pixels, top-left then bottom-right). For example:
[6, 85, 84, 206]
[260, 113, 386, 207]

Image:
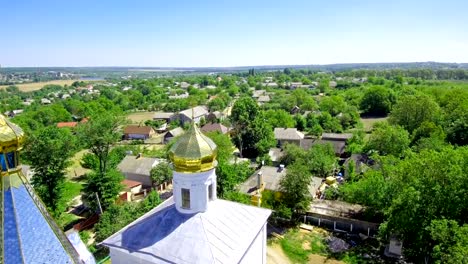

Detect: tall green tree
[279, 162, 312, 214]
[150, 162, 172, 187]
[83, 169, 123, 211]
[364, 122, 410, 157]
[389, 94, 441, 133]
[23, 127, 76, 215]
[78, 112, 126, 175]
[306, 143, 337, 177]
[360, 86, 395, 116]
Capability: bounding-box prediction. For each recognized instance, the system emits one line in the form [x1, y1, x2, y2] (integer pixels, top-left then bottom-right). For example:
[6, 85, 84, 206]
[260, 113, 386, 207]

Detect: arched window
[0, 152, 16, 171]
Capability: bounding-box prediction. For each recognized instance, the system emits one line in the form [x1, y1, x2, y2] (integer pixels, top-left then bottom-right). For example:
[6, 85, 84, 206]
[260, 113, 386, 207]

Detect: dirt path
[267, 243, 291, 264]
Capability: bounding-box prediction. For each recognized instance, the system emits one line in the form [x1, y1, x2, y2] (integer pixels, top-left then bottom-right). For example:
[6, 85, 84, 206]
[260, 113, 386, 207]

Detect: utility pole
[95, 192, 103, 214]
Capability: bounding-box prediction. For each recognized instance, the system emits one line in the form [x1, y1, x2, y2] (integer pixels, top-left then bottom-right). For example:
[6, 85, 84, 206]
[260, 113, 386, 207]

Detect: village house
[263, 82, 278, 88]
[206, 111, 222, 123]
[177, 106, 208, 125]
[179, 82, 190, 89]
[201, 123, 229, 134]
[257, 95, 270, 105]
[4, 109, 23, 118]
[119, 179, 143, 202]
[238, 165, 322, 206]
[164, 127, 184, 143]
[274, 127, 305, 146]
[123, 125, 156, 140]
[117, 155, 164, 187]
[288, 82, 303, 89]
[41, 98, 52, 105]
[300, 133, 353, 157]
[153, 112, 175, 123]
[56, 118, 88, 129]
[252, 89, 266, 98]
[168, 92, 189, 99]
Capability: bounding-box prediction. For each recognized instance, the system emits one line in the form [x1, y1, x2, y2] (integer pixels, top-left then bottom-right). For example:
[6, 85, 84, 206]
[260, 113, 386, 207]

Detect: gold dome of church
[0, 114, 25, 152]
[169, 123, 217, 173]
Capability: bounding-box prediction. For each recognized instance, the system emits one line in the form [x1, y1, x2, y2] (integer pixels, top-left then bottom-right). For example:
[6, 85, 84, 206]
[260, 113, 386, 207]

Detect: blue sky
[2, 0, 468, 67]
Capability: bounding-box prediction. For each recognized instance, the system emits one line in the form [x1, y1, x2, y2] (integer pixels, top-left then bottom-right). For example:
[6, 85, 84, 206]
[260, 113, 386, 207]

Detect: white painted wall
[172, 168, 217, 214]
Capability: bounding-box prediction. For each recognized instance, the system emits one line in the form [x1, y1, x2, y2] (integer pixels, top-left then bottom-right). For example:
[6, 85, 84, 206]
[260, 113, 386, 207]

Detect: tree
[207, 97, 227, 112]
[231, 97, 274, 158]
[280, 143, 307, 166]
[306, 143, 337, 177]
[364, 122, 410, 157]
[279, 162, 312, 214]
[78, 112, 126, 175]
[360, 86, 395, 116]
[23, 127, 76, 216]
[389, 94, 441, 133]
[83, 169, 123, 211]
[216, 161, 252, 197]
[429, 219, 468, 264]
[150, 162, 172, 187]
[205, 132, 234, 163]
[263, 109, 296, 128]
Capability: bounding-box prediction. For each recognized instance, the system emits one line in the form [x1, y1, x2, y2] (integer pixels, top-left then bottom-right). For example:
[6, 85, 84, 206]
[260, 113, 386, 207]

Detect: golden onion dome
[169, 123, 217, 173]
[0, 114, 25, 152]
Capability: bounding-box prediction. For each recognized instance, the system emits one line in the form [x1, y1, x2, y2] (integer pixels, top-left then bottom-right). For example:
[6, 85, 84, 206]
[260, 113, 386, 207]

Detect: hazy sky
[2, 0, 468, 67]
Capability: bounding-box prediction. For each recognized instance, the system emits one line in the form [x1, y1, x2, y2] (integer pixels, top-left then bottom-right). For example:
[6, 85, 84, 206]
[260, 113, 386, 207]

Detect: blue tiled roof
[2, 172, 80, 264]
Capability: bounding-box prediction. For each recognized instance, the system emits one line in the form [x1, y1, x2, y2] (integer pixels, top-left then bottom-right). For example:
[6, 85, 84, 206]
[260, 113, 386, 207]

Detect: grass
[126, 111, 156, 124]
[0, 79, 79, 92]
[62, 180, 83, 206]
[280, 229, 328, 263]
[360, 116, 388, 133]
[57, 212, 81, 229]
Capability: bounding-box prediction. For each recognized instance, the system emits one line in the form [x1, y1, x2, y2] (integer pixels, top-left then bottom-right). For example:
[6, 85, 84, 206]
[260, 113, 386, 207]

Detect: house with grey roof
[252, 90, 266, 98]
[177, 106, 208, 125]
[201, 123, 229, 134]
[164, 127, 184, 143]
[117, 155, 165, 187]
[257, 95, 270, 105]
[274, 127, 305, 146]
[153, 112, 175, 123]
[206, 111, 222, 123]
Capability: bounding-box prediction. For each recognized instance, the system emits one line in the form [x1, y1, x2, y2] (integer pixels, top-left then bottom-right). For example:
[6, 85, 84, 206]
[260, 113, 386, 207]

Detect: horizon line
[1, 61, 467, 69]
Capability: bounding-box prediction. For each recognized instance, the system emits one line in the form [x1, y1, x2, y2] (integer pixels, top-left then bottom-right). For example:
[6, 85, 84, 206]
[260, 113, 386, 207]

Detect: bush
[81, 153, 98, 169]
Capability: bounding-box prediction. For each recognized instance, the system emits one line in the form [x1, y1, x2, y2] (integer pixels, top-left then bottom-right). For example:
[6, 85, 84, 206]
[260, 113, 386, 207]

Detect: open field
[0, 80, 79, 92]
[360, 116, 388, 133]
[126, 111, 156, 124]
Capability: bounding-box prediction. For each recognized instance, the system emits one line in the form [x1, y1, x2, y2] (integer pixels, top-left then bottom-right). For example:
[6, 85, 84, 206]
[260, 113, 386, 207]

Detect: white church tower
[103, 120, 271, 264]
[169, 123, 218, 214]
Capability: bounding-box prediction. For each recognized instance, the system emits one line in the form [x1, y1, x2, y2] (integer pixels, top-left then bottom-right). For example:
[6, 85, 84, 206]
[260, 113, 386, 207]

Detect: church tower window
[181, 188, 190, 209]
[208, 183, 213, 201]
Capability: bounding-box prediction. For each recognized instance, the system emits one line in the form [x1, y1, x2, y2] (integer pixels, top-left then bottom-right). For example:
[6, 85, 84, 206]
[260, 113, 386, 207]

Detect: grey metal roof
[179, 106, 208, 119]
[257, 95, 270, 102]
[117, 155, 161, 176]
[300, 139, 346, 155]
[102, 197, 271, 264]
[238, 166, 287, 194]
[153, 112, 174, 120]
[166, 127, 185, 138]
[321, 133, 353, 141]
[274, 128, 305, 140]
